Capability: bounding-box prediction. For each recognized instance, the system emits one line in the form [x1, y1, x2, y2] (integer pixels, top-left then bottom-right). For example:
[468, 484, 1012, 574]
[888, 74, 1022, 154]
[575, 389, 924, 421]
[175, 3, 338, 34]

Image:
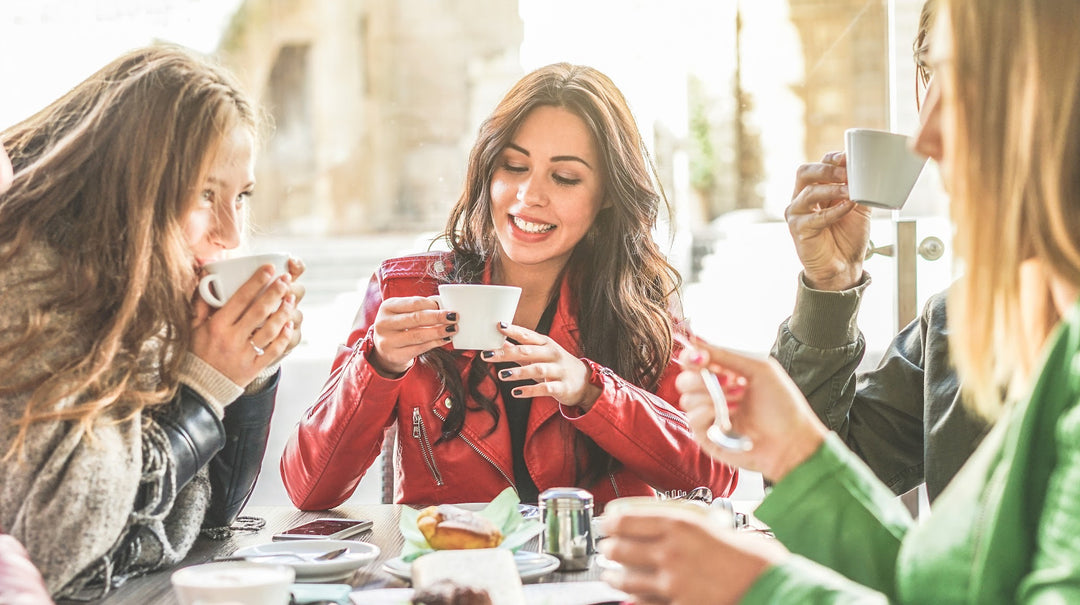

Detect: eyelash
[201, 189, 253, 208]
[500, 162, 581, 186]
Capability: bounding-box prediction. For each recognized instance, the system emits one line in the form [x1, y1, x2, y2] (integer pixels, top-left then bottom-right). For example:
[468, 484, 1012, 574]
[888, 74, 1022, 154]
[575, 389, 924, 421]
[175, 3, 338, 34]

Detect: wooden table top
[67, 503, 605, 604]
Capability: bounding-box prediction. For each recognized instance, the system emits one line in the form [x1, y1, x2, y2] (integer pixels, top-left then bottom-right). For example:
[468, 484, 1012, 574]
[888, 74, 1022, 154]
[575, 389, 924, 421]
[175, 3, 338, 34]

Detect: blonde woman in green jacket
[600, 0, 1080, 602]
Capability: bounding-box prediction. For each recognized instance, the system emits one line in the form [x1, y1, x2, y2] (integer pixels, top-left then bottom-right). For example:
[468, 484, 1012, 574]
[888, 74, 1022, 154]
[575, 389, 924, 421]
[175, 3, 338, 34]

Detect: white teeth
[512, 216, 555, 233]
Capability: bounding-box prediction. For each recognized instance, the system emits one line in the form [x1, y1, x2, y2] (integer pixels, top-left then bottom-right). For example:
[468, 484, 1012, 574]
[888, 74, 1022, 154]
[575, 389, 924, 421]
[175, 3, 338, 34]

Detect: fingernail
[512, 388, 523, 397]
[446, 324, 457, 333]
[498, 321, 509, 329]
[481, 350, 495, 359]
[690, 351, 705, 365]
[443, 336, 453, 342]
[446, 312, 457, 321]
[499, 369, 513, 379]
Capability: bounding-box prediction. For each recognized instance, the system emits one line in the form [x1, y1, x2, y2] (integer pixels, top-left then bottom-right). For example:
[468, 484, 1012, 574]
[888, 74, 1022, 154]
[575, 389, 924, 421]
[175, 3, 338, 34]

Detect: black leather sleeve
[203, 370, 280, 528]
[155, 386, 227, 492]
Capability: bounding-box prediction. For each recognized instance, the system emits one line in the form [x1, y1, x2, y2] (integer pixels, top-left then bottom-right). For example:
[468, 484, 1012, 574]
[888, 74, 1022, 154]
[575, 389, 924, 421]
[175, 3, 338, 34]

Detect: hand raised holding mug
[191, 255, 300, 388]
[786, 151, 872, 291]
[369, 296, 458, 377]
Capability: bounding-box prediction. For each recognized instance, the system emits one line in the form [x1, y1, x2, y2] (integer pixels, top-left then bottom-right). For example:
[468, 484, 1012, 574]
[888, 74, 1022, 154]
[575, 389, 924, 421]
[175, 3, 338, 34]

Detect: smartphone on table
[272, 518, 373, 541]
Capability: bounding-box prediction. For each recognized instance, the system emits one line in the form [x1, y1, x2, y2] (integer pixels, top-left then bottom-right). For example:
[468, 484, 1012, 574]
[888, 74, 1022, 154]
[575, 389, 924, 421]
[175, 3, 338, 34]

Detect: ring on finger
[250, 339, 265, 356]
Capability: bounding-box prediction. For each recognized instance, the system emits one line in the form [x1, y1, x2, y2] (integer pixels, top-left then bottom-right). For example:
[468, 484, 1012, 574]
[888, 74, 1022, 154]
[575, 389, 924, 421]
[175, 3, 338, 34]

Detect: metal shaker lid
[538, 487, 593, 509]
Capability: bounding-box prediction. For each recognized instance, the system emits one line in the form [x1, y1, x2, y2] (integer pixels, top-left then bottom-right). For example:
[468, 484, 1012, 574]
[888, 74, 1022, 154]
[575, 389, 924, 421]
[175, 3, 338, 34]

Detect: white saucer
[382, 550, 559, 583]
[231, 539, 379, 582]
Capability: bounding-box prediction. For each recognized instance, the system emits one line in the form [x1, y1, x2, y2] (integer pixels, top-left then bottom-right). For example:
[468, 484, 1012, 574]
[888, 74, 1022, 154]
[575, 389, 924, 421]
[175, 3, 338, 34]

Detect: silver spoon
[674, 333, 753, 452]
[214, 547, 349, 563]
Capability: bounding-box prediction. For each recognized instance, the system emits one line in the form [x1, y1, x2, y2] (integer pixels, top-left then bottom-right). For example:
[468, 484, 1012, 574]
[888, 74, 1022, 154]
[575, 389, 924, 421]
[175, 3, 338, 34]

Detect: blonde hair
[0, 45, 258, 457]
[944, 0, 1080, 417]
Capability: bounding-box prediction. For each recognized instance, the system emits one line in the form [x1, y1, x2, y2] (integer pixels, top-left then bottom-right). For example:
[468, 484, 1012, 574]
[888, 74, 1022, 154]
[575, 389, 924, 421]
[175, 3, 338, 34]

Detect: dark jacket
[771, 273, 989, 501]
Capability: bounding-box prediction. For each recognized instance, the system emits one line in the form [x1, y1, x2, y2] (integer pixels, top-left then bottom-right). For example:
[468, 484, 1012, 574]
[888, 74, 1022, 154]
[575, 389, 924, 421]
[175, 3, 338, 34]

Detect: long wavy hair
[422, 63, 681, 488]
[943, 0, 1080, 418]
[0, 45, 258, 458]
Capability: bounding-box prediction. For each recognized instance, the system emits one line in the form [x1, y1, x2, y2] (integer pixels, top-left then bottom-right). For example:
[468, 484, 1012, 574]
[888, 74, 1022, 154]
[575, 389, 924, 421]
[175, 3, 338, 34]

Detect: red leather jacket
[281, 252, 737, 510]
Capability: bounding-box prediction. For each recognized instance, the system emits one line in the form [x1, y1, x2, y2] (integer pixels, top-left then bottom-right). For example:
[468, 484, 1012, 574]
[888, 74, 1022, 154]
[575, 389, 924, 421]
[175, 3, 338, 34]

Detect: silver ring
[250, 340, 265, 356]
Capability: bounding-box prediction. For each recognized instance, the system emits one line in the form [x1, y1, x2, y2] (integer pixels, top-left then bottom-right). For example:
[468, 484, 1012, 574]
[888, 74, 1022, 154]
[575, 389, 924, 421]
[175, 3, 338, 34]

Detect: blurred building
[788, 0, 890, 164]
[218, 0, 523, 235]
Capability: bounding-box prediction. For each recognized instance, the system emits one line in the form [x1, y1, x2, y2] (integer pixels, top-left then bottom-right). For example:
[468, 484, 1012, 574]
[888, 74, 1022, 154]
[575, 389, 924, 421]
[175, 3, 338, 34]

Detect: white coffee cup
[198, 253, 290, 308]
[844, 128, 928, 210]
[170, 562, 294, 605]
[437, 284, 522, 350]
[602, 496, 733, 528]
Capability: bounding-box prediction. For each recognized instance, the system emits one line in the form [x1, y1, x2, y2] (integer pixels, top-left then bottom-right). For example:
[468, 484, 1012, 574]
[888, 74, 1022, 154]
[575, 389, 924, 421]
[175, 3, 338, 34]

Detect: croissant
[416, 505, 503, 550]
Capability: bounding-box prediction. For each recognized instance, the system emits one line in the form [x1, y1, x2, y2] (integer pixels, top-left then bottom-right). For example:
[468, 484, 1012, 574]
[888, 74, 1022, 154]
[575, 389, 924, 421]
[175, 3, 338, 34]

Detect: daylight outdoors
[1, 0, 950, 508]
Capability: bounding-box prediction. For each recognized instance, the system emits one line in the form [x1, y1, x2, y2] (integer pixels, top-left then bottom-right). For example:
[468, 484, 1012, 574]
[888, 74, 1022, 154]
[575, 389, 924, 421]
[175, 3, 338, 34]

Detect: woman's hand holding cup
[191, 257, 300, 388]
[675, 338, 829, 483]
[369, 296, 458, 377]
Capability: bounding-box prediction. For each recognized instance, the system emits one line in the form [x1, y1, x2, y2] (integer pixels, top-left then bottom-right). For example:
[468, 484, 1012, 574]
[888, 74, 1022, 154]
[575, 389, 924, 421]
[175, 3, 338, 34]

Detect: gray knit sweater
[0, 245, 250, 599]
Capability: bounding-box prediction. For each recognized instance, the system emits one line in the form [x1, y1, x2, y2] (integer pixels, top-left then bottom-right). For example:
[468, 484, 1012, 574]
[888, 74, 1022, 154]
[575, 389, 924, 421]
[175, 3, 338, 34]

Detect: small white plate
[382, 550, 559, 583]
[232, 539, 380, 582]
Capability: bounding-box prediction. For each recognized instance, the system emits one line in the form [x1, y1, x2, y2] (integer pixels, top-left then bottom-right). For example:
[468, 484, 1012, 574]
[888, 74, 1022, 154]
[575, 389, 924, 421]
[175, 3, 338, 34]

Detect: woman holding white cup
[0, 46, 304, 599]
[282, 63, 738, 510]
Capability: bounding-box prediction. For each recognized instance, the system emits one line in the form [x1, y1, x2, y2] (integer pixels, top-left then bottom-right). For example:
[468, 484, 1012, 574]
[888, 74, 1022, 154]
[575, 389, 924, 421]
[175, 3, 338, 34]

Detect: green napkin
[399, 487, 543, 562]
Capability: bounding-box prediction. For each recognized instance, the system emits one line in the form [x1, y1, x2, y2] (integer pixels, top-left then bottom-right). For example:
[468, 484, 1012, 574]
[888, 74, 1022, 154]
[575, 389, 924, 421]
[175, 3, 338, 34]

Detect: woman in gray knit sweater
[0, 45, 304, 599]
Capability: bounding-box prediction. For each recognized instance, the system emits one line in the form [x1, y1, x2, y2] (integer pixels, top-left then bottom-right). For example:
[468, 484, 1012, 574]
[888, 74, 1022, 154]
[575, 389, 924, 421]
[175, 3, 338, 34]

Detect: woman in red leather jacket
[281, 63, 738, 510]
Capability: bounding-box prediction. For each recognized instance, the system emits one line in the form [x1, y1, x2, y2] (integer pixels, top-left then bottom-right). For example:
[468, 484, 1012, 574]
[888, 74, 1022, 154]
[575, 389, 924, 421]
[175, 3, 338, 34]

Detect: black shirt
[496, 295, 559, 506]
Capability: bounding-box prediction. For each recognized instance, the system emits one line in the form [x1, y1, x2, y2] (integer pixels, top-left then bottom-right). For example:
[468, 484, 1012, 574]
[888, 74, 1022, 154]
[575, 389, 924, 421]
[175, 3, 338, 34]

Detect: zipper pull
[412, 408, 421, 438]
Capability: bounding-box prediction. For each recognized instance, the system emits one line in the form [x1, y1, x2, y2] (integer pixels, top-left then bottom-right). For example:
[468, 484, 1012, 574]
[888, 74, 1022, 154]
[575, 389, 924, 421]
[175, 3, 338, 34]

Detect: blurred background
[1, 0, 950, 507]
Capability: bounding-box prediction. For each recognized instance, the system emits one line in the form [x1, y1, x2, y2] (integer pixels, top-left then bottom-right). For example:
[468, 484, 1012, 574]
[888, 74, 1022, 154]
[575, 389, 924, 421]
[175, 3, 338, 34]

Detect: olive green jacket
[771, 273, 989, 501]
[745, 301, 1080, 603]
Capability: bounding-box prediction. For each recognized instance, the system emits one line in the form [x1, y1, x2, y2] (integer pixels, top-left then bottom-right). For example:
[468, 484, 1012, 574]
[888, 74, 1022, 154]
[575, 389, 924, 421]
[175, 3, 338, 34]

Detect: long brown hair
[425, 63, 681, 487]
[0, 45, 258, 457]
[943, 0, 1080, 417]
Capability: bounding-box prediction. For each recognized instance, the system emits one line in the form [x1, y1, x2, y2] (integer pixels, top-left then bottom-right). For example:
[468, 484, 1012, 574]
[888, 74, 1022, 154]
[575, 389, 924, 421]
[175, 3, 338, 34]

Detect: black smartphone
[271, 518, 374, 541]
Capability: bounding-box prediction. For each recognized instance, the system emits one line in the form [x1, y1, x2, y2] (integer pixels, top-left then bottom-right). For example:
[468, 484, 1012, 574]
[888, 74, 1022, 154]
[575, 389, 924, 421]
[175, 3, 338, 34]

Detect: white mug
[198, 253, 290, 308]
[170, 562, 294, 605]
[844, 128, 928, 210]
[437, 284, 521, 350]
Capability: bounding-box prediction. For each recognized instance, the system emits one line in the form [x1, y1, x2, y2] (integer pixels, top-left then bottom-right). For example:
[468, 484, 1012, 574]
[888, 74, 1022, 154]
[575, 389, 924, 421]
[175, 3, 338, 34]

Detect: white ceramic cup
[602, 496, 733, 528]
[198, 253, 290, 308]
[437, 284, 522, 350]
[170, 562, 294, 605]
[844, 128, 928, 210]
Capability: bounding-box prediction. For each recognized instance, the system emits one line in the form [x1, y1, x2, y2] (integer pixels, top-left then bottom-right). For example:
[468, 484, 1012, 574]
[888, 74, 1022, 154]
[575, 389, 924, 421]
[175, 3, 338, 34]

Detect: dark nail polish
[446, 324, 457, 333]
[443, 336, 453, 342]
[446, 312, 458, 321]
[499, 369, 513, 379]
[499, 321, 509, 329]
[481, 350, 495, 359]
[512, 388, 523, 397]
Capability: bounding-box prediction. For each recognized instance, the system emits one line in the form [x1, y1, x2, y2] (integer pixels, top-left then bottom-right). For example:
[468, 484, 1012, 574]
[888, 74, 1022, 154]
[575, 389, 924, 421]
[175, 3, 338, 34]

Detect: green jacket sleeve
[753, 433, 912, 597]
[1017, 403, 1080, 602]
[742, 556, 890, 604]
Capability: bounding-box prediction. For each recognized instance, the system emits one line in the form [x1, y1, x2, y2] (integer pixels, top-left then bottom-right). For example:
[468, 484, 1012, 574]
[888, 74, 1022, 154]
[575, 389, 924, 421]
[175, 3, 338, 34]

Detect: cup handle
[198, 274, 226, 308]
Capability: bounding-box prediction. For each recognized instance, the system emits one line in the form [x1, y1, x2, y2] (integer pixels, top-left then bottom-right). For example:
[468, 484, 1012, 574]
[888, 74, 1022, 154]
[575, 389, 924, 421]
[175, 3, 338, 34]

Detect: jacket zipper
[412, 407, 444, 485]
[608, 473, 622, 498]
[432, 407, 515, 488]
